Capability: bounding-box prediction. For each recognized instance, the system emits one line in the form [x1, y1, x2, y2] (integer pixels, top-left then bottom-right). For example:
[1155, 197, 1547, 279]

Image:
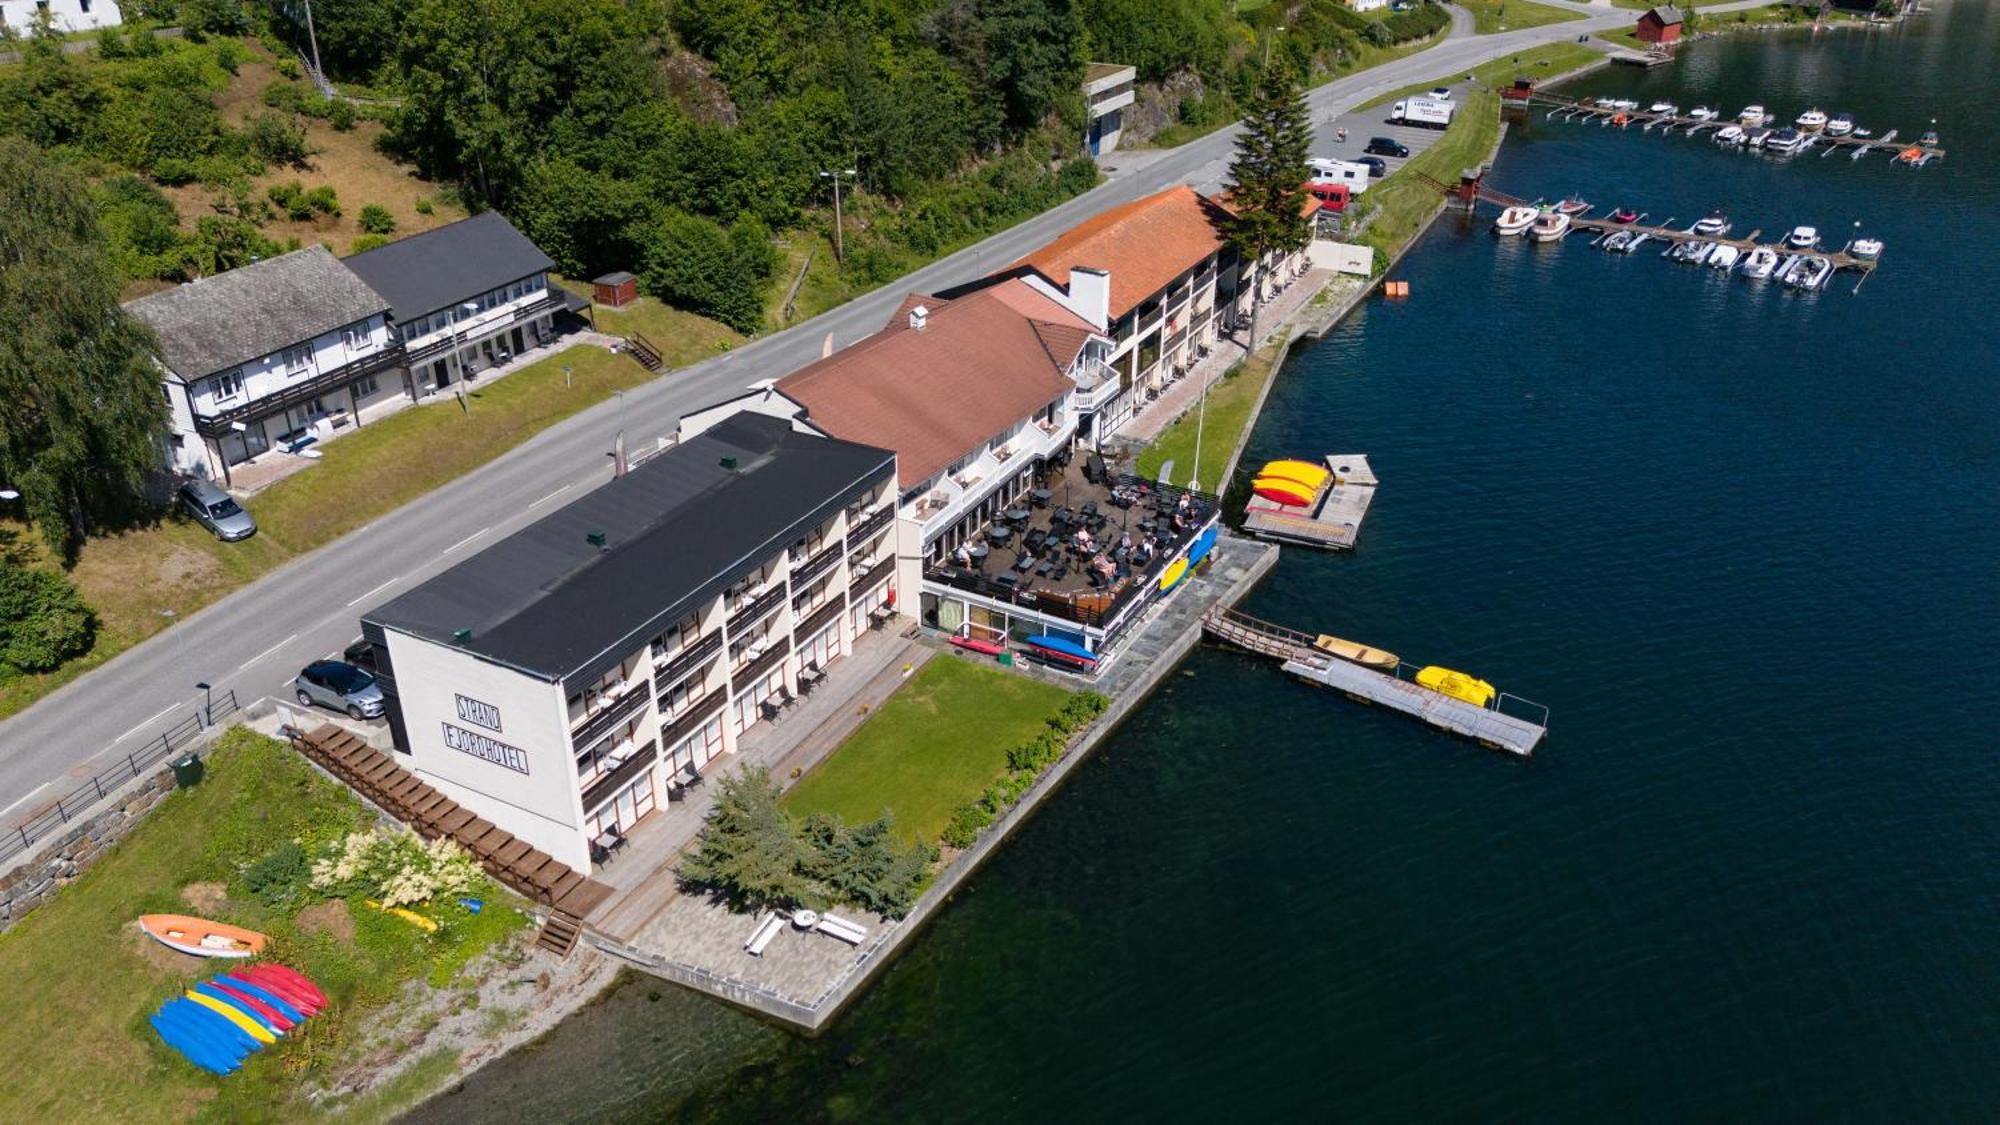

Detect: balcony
[659, 687, 727, 747]
[733, 636, 792, 687]
[404, 292, 565, 366]
[192, 344, 405, 438]
[794, 598, 844, 645]
[570, 680, 653, 750]
[581, 740, 658, 815]
[851, 503, 895, 544]
[653, 630, 722, 693]
[850, 555, 895, 596]
[726, 583, 787, 636]
[792, 540, 845, 587]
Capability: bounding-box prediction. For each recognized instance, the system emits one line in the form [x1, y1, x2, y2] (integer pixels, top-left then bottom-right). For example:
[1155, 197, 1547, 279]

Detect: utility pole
[1263, 25, 1285, 69]
[302, 0, 325, 90]
[1189, 380, 1209, 494]
[819, 167, 857, 263]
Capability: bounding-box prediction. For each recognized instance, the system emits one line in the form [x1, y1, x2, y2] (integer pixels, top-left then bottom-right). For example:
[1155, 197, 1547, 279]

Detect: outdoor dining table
[1003, 507, 1032, 524]
[986, 526, 1014, 543]
[967, 542, 990, 566]
[1031, 488, 1052, 507]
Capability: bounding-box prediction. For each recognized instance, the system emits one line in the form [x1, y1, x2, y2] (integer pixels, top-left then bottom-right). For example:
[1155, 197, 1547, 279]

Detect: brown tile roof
[1010, 186, 1231, 321]
[777, 280, 1097, 487]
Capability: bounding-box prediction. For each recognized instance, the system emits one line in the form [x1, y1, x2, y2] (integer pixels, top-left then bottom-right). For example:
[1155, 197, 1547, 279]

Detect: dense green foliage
[0, 140, 167, 558]
[680, 766, 935, 917]
[941, 690, 1108, 849]
[0, 561, 96, 672]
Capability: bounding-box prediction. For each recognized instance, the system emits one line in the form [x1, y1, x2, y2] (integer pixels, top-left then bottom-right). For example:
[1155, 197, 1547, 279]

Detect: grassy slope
[1134, 338, 1286, 488]
[0, 728, 524, 1121]
[0, 346, 650, 719]
[1459, 0, 1586, 35]
[1361, 41, 1602, 110]
[783, 658, 1074, 845]
[1145, 30, 1448, 150]
[552, 277, 746, 366]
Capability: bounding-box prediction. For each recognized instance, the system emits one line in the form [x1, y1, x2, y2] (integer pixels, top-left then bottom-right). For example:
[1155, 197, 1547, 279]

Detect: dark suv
[1365, 136, 1410, 158]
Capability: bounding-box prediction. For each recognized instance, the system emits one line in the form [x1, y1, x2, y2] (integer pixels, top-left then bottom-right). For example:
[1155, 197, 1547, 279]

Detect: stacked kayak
[150, 964, 327, 1075]
[1250, 459, 1330, 509]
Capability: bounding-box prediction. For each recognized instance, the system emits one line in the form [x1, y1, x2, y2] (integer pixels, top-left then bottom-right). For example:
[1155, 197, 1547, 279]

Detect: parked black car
[1355, 156, 1388, 178]
[1364, 136, 1410, 158]
[343, 638, 378, 671]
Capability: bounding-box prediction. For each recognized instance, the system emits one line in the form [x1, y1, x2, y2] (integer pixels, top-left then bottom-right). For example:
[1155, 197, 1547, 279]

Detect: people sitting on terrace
[954, 543, 973, 567]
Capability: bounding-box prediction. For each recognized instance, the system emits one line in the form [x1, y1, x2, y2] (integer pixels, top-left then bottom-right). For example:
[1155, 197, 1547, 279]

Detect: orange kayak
[137, 914, 270, 959]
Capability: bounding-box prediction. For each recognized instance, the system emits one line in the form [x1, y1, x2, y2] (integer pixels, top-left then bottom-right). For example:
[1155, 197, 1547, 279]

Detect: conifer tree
[1221, 64, 1313, 353]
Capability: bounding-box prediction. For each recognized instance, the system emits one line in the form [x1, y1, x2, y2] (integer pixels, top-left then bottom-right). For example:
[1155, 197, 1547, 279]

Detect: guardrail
[0, 690, 240, 865]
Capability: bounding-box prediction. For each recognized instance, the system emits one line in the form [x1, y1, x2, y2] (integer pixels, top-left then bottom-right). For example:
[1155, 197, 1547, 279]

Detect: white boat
[1625, 231, 1651, 253]
[1853, 126, 1874, 139]
[1738, 105, 1768, 126]
[1775, 253, 1804, 284]
[1826, 113, 1855, 137]
[1714, 124, 1745, 145]
[1606, 98, 1639, 112]
[1849, 237, 1883, 260]
[1648, 101, 1680, 116]
[1528, 210, 1571, 243]
[1691, 211, 1731, 237]
[1707, 244, 1741, 271]
[1689, 106, 1719, 122]
[1764, 127, 1805, 155]
[1740, 246, 1781, 279]
[1785, 225, 1820, 249]
[1493, 205, 1538, 236]
[1601, 230, 1632, 252]
[1795, 108, 1828, 132]
[1787, 255, 1834, 290]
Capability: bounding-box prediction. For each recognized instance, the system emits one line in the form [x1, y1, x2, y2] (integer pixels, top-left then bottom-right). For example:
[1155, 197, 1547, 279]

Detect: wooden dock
[1534, 94, 1946, 163]
[1242, 454, 1377, 550]
[1201, 609, 1549, 757]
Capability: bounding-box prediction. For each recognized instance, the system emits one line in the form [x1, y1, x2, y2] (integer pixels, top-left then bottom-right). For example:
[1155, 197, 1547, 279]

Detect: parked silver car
[294, 660, 385, 720]
[177, 479, 257, 542]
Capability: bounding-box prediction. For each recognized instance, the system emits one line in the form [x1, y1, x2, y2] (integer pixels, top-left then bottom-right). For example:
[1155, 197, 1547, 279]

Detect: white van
[1308, 157, 1372, 195]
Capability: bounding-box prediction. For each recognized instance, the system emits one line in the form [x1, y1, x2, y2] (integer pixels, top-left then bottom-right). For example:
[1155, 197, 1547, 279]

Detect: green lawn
[1459, 0, 1585, 34]
[553, 277, 745, 365]
[0, 728, 524, 1121]
[1135, 345, 1288, 489]
[783, 658, 1075, 845]
[0, 345, 651, 720]
[1358, 86, 1505, 258]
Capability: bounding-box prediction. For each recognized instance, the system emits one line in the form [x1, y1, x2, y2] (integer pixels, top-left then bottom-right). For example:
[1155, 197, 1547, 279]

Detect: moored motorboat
[1775, 253, 1804, 285]
[1707, 244, 1740, 271]
[1919, 125, 1940, 146]
[1555, 197, 1592, 217]
[1764, 127, 1805, 155]
[1785, 225, 1820, 249]
[1744, 126, 1773, 149]
[1415, 666, 1497, 709]
[1609, 207, 1639, 224]
[1689, 105, 1718, 122]
[1849, 237, 1883, 260]
[1493, 205, 1538, 236]
[1795, 107, 1827, 132]
[1787, 255, 1833, 291]
[1621, 231, 1650, 253]
[137, 914, 270, 959]
[1738, 104, 1768, 126]
[1529, 209, 1571, 243]
[1853, 126, 1873, 139]
[1740, 246, 1780, 279]
[1314, 634, 1399, 671]
[1691, 210, 1730, 237]
[1601, 230, 1632, 252]
[1825, 112, 1855, 137]
[1714, 124, 1745, 145]
[1648, 101, 1680, 116]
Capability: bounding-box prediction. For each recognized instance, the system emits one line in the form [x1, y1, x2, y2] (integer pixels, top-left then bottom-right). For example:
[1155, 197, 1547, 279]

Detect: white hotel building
[361, 413, 898, 869]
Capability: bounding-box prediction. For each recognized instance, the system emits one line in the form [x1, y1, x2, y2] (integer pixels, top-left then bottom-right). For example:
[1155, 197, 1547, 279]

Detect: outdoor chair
[760, 700, 783, 723]
[778, 686, 798, 708]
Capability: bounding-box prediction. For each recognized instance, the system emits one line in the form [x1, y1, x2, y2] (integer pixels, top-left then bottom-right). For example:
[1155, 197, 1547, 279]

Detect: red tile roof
[777, 280, 1097, 487]
[1009, 186, 1232, 320]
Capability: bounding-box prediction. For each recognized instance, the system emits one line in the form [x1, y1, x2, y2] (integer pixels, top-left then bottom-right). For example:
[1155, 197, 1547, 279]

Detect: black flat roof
[342, 211, 556, 323]
[365, 413, 894, 685]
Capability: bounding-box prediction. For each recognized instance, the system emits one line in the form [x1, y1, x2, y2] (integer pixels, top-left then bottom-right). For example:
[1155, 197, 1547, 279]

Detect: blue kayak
[218, 973, 304, 1023]
[193, 981, 283, 1037]
[162, 997, 254, 1062]
[153, 1001, 245, 1074]
[1186, 526, 1218, 566]
[171, 995, 260, 1054]
[1024, 634, 1097, 665]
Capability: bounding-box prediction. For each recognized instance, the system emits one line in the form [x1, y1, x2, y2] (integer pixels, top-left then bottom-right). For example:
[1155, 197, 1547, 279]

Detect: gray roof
[342, 211, 557, 324]
[124, 246, 390, 381]
[365, 413, 896, 685]
[1648, 4, 1683, 23]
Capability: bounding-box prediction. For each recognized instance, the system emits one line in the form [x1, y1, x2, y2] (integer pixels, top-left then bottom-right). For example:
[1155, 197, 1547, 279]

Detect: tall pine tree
[1221, 63, 1312, 353]
[0, 139, 166, 559]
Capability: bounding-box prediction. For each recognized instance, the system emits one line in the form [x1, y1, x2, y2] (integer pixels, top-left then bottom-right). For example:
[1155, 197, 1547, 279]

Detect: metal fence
[0, 689, 240, 866]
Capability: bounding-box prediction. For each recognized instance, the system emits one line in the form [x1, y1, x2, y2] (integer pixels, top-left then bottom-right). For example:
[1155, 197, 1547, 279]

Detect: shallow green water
[412, 8, 2000, 1120]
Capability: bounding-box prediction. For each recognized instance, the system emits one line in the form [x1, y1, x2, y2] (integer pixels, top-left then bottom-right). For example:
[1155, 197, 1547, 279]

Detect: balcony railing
[851, 503, 895, 544]
[850, 555, 895, 596]
[570, 680, 653, 750]
[403, 292, 565, 366]
[653, 630, 722, 694]
[581, 740, 658, 815]
[726, 583, 787, 636]
[794, 598, 844, 644]
[793, 540, 845, 586]
[733, 636, 792, 688]
[192, 344, 405, 437]
[659, 688, 727, 748]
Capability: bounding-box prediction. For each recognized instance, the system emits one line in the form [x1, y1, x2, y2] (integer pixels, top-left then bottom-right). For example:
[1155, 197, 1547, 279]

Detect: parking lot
[1311, 78, 1474, 187]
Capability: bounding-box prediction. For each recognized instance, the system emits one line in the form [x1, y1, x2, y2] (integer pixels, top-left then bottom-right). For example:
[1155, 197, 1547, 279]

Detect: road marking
[347, 577, 400, 607]
[0, 782, 51, 819]
[528, 485, 571, 509]
[446, 529, 488, 554]
[238, 632, 299, 671]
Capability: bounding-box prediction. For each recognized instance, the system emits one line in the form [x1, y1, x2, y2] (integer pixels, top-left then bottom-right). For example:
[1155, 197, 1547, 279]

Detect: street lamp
[819, 167, 858, 263]
[195, 681, 213, 729]
[1264, 25, 1286, 69]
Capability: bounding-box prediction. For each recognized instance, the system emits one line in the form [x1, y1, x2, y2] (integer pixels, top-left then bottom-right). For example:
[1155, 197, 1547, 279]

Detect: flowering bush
[310, 827, 481, 908]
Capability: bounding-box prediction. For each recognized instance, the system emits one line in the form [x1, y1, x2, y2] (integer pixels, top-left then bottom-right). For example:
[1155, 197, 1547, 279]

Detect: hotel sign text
[441, 722, 530, 775]
[454, 694, 503, 732]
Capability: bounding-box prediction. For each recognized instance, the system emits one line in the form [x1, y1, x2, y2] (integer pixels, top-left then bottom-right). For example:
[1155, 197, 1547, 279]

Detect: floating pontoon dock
[1242, 455, 1377, 550]
[1201, 608, 1548, 756]
[1534, 94, 1946, 165]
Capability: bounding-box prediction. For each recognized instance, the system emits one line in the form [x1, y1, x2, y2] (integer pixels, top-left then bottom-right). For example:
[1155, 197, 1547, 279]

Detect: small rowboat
[1313, 634, 1399, 671]
[138, 914, 269, 959]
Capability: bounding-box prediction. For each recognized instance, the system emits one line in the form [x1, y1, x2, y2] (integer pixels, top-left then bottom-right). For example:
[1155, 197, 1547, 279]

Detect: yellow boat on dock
[1415, 666, 1497, 709]
[1313, 634, 1398, 671]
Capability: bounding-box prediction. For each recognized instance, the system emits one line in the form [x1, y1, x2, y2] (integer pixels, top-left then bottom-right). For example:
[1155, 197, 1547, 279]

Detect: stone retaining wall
[0, 769, 177, 932]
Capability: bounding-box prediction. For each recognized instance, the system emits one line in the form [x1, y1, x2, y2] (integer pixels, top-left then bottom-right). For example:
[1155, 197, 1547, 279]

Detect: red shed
[592, 271, 638, 308]
[1635, 5, 1683, 46]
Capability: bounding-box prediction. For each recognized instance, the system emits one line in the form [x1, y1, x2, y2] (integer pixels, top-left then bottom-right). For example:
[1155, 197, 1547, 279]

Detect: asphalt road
[0, 3, 1763, 823]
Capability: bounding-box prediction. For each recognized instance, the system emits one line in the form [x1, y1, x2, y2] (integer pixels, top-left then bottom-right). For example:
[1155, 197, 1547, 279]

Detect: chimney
[1068, 267, 1111, 332]
[908, 304, 929, 331]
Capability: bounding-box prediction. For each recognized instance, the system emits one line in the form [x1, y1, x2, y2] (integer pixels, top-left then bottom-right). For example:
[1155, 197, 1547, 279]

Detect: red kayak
[207, 979, 296, 1032]
[949, 635, 1006, 656]
[239, 964, 327, 1014]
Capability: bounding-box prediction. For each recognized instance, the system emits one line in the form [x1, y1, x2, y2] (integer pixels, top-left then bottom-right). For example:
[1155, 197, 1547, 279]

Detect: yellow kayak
[1314, 634, 1399, 670]
[1416, 666, 1497, 708]
[1159, 557, 1189, 592]
[187, 989, 278, 1044]
[1260, 459, 1331, 490]
[366, 900, 440, 932]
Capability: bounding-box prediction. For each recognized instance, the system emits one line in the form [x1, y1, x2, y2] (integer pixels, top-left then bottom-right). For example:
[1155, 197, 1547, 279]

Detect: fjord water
[415, 9, 2000, 1121]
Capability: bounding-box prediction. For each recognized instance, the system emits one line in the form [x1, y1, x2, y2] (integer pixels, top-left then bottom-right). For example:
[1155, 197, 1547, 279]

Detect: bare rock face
[1122, 70, 1208, 147]
[658, 48, 739, 126]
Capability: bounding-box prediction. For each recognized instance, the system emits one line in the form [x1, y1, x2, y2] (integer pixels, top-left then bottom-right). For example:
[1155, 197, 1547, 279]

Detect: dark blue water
[413, 8, 2000, 1121]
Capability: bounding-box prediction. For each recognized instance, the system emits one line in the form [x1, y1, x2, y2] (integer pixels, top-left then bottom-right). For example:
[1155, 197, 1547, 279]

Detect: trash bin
[997, 652, 1015, 667]
[169, 751, 204, 789]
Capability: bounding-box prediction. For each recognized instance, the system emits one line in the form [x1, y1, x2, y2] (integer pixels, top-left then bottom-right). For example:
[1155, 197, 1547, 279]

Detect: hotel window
[660, 670, 707, 720]
[281, 344, 314, 375]
[799, 621, 841, 672]
[667, 714, 724, 774]
[343, 324, 372, 352]
[352, 374, 379, 399]
[213, 370, 244, 403]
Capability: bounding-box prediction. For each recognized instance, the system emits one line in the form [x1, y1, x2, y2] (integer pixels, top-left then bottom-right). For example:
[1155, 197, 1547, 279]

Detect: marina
[1200, 608, 1549, 757]
[1241, 454, 1378, 550]
[1534, 93, 1946, 166]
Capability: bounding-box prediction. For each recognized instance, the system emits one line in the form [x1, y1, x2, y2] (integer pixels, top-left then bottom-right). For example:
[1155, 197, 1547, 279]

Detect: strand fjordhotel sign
[442, 693, 530, 775]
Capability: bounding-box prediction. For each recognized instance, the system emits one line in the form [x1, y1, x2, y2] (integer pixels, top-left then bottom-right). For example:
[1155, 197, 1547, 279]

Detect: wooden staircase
[625, 332, 663, 372]
[537, 909, 584, 957]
